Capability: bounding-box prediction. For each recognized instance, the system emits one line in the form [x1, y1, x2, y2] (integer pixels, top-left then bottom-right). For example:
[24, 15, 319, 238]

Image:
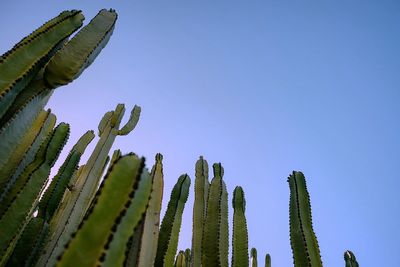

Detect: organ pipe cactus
[265, 253, 271, 267]
[155, 174, 191, 267]
[202, 163, 229, 267]
[0, 123, 69, 264]
[288, 171, 322, 267]
[231, 186, 249, 267]
[250, 248, 258, 267]
[344, 250, 359, 267]
[191, 156, 209, 267]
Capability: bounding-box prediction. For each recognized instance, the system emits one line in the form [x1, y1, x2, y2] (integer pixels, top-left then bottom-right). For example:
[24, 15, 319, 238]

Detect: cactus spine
[288, 171, 322, 267]
[344, 250, 359, 267]
[232, 186, 249, 267]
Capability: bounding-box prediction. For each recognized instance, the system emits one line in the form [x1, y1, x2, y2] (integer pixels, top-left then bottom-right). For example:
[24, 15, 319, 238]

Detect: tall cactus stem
[232, 186, 249, 267]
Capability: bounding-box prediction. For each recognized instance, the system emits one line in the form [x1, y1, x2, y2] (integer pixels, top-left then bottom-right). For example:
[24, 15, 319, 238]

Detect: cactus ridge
[0, 10, 84, 118]
[44, 9, 117, 88]
[0, 123, 69, 260]
[57, 154, 146, 266]
[232, 186, 249, 267]
[288, 171, 322, 267]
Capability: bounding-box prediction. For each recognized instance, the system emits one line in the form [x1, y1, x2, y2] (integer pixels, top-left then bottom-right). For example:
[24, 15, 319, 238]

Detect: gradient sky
[2, 1, 399, 266]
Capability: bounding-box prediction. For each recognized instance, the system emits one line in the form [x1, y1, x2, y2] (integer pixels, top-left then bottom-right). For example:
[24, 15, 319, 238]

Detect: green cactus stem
[202, 163, 229, 267]
[136, 153, 164, 267]
[0, 123, 69, 263]
[155, 174, 191, 267]
[232, 186, 249, 267]
[250, 248, 258, 267]
[174, 250, 186, 267]
[44, 9, 117, 88]
[288, 171, 322, 267]
[39, 104, 140, 266]
[191, 156, 209, 267]
[0, 10, 83, 119]
[184, 248, 191, 267]
[344, 250, 359, 267]
[265, 253, 271, 267]
[57, 153, 151, 267]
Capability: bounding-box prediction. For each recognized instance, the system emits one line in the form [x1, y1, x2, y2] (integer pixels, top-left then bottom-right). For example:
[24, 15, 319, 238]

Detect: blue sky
[2, 1, 399, 266]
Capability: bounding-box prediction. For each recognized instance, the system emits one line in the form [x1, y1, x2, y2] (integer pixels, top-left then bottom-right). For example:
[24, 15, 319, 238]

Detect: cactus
[344, 250, 359, 267]
[202, 163, 229, 267]
[155, 174, 191, 267]
[265, 253, 271, 267]
[191, 156, 209, 267]
[175, 250, 186, 267]
[250, 248, 258, 267]
[288, 171, 322, 267]
[232, 186, 249, 267]
[0, 123, 69, 264]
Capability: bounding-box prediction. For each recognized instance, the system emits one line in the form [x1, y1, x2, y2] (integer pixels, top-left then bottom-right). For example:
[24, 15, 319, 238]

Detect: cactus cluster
[0, 8, 359, 267]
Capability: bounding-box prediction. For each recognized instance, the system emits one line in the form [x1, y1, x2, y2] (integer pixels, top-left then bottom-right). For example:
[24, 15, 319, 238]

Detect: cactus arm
[0, 10, 84, 118]
[56, 154, 145, 267]
[265, 253, 271, 267]
[0, 123, 69, 262]
[102, 166, 152, 267]
[288, 171, 322, 267]
[155, 174, 191, 267]
[202, 163, 228, 267]
[137, 153, 164, 267]
[250, 248, 258, 267]
[117, 105, 141, 136]
[98, 111, 113, 136]
[44, 9, 117, 88]
[110, 149, 122, 166]
[232, 186, 249, 267]
[0, 110, 54, 197]
[71, 130, 95, 154]
[111, 103, 125, 127]
[191, 156, 209, 267]
[175, 250, 186, 267]
[184, 248, 191, 267]
[344, 250, 359, 267]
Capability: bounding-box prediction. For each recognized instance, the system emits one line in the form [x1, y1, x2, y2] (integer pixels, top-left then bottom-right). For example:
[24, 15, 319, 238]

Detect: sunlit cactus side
[57, 153, 152, 267]
[202, 163, 229, 267]
[250, 248, 258, 267]
[175, 250, 186, 267]
[191, 156, 209, 267]
[288, 171, 322, 267]
[39, 104, 141, 267]
[265, 253, 271, 267]
[232, 186, 249, 267]
[155, 174, 191, 267]
[0, 123, 69, 264]
[344, 250, 359, 267]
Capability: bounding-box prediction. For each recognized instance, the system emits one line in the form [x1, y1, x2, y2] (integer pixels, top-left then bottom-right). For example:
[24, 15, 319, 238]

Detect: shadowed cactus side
[344, 250, 359, 267]
[288, 171, 322, 267]
[265, 253, 271, 267]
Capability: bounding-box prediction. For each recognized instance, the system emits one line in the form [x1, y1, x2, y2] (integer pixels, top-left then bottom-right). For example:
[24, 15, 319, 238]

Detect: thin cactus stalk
[57, 153, 151, 267]
[0, 123, 69, 264]
[155, 174, 191, 267]
[38, 104, 140, 266]
[136, 153, 164, 267]
[265, 253, 271, 267]
[175, 250, 186, 267]
[288, 171, 322, 267]
[250, 248, 258, 267]
[344, 250, 359, 267]
[191, 156, 209, 267]
[232, 186, 249, 267]
[184, 248, 191, 267]
[201, 163, 229, 267]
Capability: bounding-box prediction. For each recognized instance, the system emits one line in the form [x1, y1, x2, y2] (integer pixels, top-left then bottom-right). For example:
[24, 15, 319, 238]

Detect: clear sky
[1, 1, 399, 266]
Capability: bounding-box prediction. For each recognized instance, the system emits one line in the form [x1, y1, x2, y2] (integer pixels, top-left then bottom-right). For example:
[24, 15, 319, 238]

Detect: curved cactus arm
[0, 123, 69, 262]
[265, 253, 271, 267]
[344, 250, 359, 267]
[155, 174, 191, 267]
[288, 171, 322, 267]
[5, 217, 49, 267]
[137, 153, 164, 267]
[0, 10, 84, 119]
[57, 154, 146, 267]
[191, 156, 209, 267]
[0, 110, 54, 197]
[71, 130, 95, 154]
[175, 250, 186, 267]
[250, 248, 258, 267]
[117, 105, 141, 136]
[44, 9, 117, 88]
[232, 186, 249, 267]
[98, 111, 113, 136]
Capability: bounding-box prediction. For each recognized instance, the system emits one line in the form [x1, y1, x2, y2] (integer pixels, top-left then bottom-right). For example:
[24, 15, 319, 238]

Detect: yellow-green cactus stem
[174, 250, 186, 267]
[250, 248, 258, 267]
[288, 171, 322, 267]
[232, 186, 249, 267]
[344, 250, 359, 267]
